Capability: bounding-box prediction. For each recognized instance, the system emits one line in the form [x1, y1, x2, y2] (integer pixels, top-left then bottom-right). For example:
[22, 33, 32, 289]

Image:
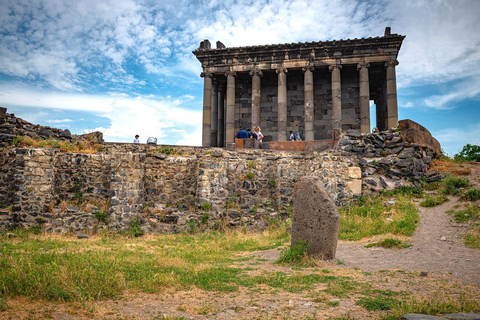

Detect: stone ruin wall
[0, 132, 441, 234]
[0, 109, 442, 234]
[0, 145, 362, 233]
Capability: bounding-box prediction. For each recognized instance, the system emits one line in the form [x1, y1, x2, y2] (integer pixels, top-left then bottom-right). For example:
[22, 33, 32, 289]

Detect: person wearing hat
[133, 135, 140, 144]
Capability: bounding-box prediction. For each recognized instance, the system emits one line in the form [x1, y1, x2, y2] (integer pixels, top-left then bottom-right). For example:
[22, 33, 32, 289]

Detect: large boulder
[291, 176, 341, 260]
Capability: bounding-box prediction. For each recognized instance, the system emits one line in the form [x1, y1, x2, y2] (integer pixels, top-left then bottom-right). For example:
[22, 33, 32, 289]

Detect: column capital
[385, 60, 399, 68]
[328, 64, 342, 72]
[357, 62, 370, 70]
[225, 71, 237, 77]
[302, 65, 314, 73]
[276, 67, 288, 74]
[200, 72, 213, 78]
[249, 67, 263, 77]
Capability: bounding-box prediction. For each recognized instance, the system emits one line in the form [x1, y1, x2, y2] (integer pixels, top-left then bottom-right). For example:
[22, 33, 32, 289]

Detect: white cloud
[424, 76, 480, 109]
[0, 84, 201, 145]
[46, 119, 73, 123]
[1, 0, 480, 151]
[432, 123, 480, 155]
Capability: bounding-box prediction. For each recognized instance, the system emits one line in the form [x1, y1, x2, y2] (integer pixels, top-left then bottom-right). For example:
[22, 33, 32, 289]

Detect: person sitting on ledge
[289, 131, 295, 141]
[235, 127, 249, 139]
[133, 135, 140, 143]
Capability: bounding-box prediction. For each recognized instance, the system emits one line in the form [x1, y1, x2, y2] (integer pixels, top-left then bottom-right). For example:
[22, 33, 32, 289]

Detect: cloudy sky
[0, 0, 479, 155]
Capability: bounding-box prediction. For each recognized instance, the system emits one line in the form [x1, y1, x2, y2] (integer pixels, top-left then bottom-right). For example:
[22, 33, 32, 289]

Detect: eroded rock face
[291, 176, 341, 260]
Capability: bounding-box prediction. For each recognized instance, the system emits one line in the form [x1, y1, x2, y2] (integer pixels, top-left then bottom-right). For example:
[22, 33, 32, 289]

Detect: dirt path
[336, 162, 480, 284]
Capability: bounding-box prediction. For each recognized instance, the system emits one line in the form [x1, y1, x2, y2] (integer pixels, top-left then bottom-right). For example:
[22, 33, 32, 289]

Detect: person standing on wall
[134, 135, 140, 143]
[289, 131, 295, 141]
[254, 126, 263, 142]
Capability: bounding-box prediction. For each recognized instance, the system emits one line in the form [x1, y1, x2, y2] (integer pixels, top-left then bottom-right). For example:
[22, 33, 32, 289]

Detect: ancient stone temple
[194, 27, 405, 148]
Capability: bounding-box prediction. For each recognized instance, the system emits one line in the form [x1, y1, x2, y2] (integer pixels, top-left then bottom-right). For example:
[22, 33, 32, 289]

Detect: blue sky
[0, 0, 479, 155]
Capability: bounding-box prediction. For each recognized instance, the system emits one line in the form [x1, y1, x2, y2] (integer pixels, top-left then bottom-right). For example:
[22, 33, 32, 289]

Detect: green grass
[447, 204, 480, 223]
[420, 194, 448, 207]
[275, 240, 310, 265]
[381, 296, 480, 319]
[0, 222, 291, 302]
[463, 232, 480, 249]
[463, 188, 480, 201]
[357, 296, 399, 311]
[364, 238, 411, 249]
[339, 195, 419, 241]
[441, 174, 469, 195]
[246, 172, 255, 180]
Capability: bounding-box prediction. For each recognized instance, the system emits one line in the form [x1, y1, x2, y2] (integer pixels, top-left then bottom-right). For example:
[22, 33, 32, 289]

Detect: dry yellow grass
[13, 135, 103, 154]
[428, 159, 471, 175]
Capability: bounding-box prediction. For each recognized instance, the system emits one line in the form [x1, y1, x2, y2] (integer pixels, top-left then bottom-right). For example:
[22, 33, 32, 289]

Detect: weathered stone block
[291, 176, 340, 260]
[348, 167, 361, 179]
[347, 179, 362, 194]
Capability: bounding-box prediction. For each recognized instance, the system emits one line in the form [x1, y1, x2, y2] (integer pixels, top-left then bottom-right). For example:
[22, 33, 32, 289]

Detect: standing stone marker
[292, 176, 341, 260]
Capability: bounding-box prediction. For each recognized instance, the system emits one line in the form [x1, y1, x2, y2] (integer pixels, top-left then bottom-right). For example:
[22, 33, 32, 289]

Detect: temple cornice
[193, 34, 405, 69]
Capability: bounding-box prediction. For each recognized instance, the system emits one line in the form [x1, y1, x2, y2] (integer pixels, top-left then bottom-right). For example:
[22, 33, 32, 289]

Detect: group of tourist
[289, 131, 302, 141]
[235, 126, 264, 142]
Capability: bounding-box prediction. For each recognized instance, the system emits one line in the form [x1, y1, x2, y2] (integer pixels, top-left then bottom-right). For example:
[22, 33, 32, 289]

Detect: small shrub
[462, 188, 480, 202]
[269, 178, 276, 188]
[248, 161, 255, 168]
[157, 146, 175, 155]
[0, 296, 8, 311]
[442, 174, 469, 195]
[201, 213, 210, 224]
[94, 210, 107, 223]
[187, 220, 197, 234]
[246, 172, 255, 180]
[420, 194, 448, 207]
[73, 174, 84, 205]
[364, 238, 411, 249]
[13, 136, 23, 146]
[276, 240, 310, 264]
[128, 215, 144, 237]
[201, 202, 211, 211]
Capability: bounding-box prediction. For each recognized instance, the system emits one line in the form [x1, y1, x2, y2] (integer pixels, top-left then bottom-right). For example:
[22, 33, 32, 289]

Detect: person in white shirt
[133, 135, 140, 143]
[254, 126, 264, 142]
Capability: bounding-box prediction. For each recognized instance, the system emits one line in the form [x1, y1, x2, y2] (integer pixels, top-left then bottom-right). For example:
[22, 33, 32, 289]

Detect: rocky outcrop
[337, 124, 442, 192]
[0, 108, 103, 147]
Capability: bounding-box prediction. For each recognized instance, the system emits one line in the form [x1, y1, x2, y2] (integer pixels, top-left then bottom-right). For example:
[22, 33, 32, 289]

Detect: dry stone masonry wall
[0, 109, 441, 234]
[0, 145, 362, 233]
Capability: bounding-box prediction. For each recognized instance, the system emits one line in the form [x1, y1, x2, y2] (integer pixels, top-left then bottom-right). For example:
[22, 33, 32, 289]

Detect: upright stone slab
[292, 176, 340, 260]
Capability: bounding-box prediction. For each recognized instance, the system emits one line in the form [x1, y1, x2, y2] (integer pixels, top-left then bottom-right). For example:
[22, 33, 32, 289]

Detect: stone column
[276, 67, 288, 141]
[210, 79, 218, 147]
[385, 60, 399, 129]
[217, 83, 225, 147]
[303, 66, 314, 141]
[329, 64, 342, 131]
[201, 72, 213, 147]
[225, 71, 236, 147]
[249, 68, 263, 129]
[357, 62, 370, 133]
